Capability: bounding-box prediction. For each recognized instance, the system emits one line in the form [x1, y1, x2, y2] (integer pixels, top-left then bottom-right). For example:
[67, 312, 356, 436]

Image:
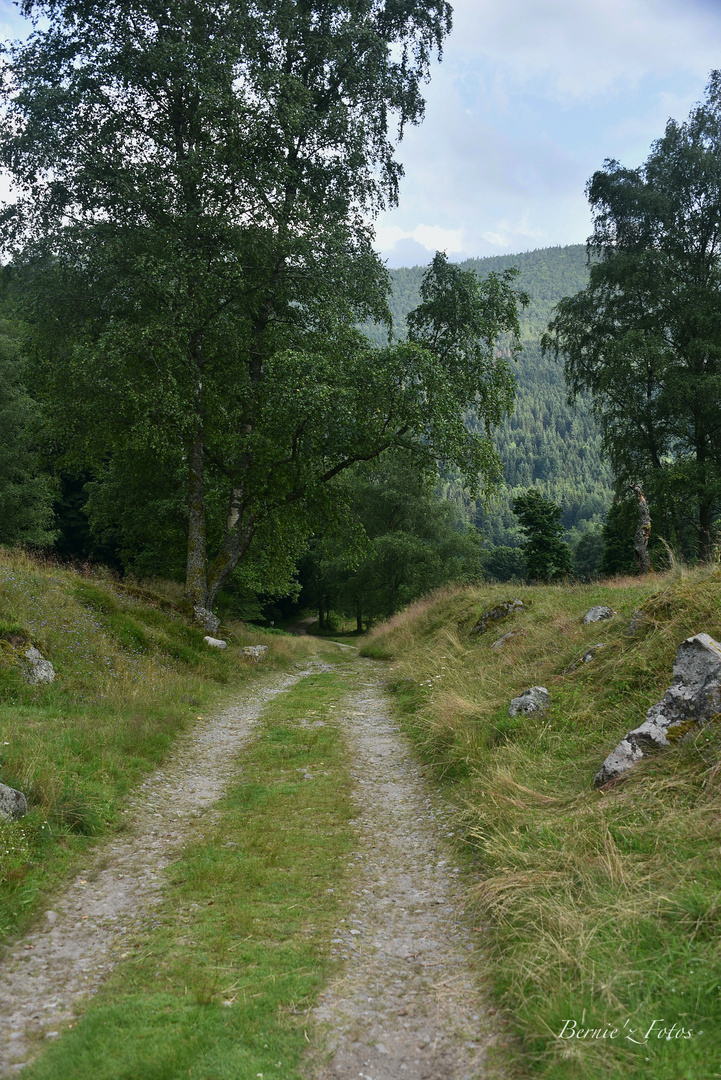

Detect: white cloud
[375, 0, 720, 262]
[374, 222, 465, 259]
[448, 0, 721, 103]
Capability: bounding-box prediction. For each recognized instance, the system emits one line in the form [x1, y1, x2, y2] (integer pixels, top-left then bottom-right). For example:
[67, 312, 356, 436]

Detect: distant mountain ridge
[376, 244, 612, 547]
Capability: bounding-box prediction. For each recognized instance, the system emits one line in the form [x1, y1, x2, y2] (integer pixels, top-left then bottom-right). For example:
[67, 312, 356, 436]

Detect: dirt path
[0, 657, 497, 1079]
[0, 663, 326, 1076]
[310, 660, 498, 1080]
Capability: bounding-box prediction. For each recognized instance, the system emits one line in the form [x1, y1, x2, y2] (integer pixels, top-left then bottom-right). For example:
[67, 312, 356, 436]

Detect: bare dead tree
[631, 484, 652, 574]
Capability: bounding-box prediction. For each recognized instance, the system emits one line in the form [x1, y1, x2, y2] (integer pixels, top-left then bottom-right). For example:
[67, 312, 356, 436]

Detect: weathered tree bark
[631, 483, 652, 574]
[186, 428, 208, 608]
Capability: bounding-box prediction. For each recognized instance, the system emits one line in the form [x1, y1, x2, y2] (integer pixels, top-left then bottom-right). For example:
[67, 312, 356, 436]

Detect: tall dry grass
[365, 569, 721, 1078]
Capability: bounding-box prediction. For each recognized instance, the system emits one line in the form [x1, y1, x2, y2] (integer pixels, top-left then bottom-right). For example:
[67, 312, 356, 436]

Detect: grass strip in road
[22, 670, 356, 1080]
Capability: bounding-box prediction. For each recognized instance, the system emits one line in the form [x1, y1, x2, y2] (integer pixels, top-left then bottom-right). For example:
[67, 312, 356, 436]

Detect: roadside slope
[0, 549, 326, 943]
[362, 570, 721, 1080]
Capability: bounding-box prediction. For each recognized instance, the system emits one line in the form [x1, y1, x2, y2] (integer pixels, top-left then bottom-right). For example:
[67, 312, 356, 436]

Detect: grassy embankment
[362, 568, 721, 1080]
[0, 548, 330, 942]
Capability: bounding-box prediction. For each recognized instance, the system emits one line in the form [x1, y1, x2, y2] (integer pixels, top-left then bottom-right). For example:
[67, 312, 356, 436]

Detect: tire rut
[310, 660, 499, 1080]
[0, 662, 328, 1077]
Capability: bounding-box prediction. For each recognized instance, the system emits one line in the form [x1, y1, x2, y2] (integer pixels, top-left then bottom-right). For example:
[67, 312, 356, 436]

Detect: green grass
[0, 548, 332, 943]
[362, 569, 721, 1079]
[23, 671, 356, 1080]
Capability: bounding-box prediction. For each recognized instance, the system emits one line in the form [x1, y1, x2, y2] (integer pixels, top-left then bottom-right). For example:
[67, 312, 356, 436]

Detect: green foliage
[573, 526, 605, 580]
[304, 454, 482, 623]
[512, 488, 572, 580]
[601, 499, 639, 576]
[366, 245, 613, 548]
[0, 286, 55, 547]
[545, 72, 721, 560]
[481, 545, 527, 582]
[5, 0, 533, 616]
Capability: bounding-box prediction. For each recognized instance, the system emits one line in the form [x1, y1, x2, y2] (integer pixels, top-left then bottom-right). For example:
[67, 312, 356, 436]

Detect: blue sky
[375, 0, 721, 265]
[2, 0, 720, 267]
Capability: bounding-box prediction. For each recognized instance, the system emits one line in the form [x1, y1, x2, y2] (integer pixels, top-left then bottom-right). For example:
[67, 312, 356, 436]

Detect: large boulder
[22, 647, 55, 685]
[0, 782, 27, 821]
[582, 606, 615, 625]
[508, 686, 550, 717]
[471, 598, 525, 635]
[594, 633, 721, 786]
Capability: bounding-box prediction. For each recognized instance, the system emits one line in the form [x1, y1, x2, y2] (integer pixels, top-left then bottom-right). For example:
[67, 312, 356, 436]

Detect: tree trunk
[356, 597, 363, 633]
[204, 489, 255, 612]
[318, 601, 325, 631]
[631, 483, 651, 574]
[699, 496, 713, 563]
[186, 428, 208, 608]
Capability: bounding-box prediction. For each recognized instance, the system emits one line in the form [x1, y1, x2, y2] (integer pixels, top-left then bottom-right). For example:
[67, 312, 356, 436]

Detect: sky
[374, 0, 721, 266]
[1, 0, 720, 267]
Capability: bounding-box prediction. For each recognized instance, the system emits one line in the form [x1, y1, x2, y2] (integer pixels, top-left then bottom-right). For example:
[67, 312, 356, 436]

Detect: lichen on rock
[508, 686, 550, 717]
[0, 782, 27, 821]
[22, 647, 55, 685]
[594, 632, 721, 786]
[470, 598, 525, 635]
[582, 606, 615, 625]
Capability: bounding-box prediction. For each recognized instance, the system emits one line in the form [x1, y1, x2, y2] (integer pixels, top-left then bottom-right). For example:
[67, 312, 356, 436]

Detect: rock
[490, 628, 527, 649]
[241, 645, 269, 662]
[582, 606, 615, 624]
[627, 610, 645, 636]
[564, 643, 607, 673]
[45, 910, 57, 925]
[470, 599, 525, 635]
[594, 633, 721, 786]
[508, 686, 550, 717]
[0, 782, 27, 820]
[193, 605, 220, 636]
[22, 647, 55, 685]
[203, 636, 227, 649]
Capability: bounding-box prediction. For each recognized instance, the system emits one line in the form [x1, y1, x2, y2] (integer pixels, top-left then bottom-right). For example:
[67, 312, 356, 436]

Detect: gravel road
[0, 657, 498, 1079]
[310, 661, 498, 1080]
[0, 666, 322, 1076]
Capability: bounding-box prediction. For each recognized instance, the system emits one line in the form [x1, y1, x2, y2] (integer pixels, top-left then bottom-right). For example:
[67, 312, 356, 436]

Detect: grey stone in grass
[490, 628, 527, 649]
[564, 643, 607, 673]
[470, 598, 525, 635]
[241, 645, 269, 661]
[22, 647, 55, 685]
[203, 636, 227, 649]
[0, 782, 27, 820]
[594, 632, 721, 786]
[582, 606, 615, 624]
[627, 610, 646, 636]
[508, 686, 550, 717]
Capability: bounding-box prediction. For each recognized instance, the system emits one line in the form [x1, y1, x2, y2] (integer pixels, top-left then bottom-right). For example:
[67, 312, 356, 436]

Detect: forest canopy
[0, 0, 532, 620]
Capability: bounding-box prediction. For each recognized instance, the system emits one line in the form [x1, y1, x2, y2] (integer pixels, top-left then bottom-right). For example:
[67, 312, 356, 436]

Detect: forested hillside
[372, 245, 613, 547]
